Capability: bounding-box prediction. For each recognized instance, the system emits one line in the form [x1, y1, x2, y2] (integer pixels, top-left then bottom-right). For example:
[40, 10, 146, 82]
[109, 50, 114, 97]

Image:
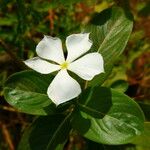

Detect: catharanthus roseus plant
[24, 33, 104, 105]
[3, 6, 145, 150]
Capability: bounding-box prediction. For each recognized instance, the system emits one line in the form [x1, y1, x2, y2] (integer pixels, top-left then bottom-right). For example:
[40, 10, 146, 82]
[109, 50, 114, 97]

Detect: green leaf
[84, 6, 133, 86]
[86, 140, 131, 150]
[138, 102, 150, 121]
[103, 66, 127, 89]
[4, 70, 56, 115]
[18, 114, 71, 150]
[110, 80, 128, 93]
[131, 122, 150, 148]
[72, 87, 144, 144]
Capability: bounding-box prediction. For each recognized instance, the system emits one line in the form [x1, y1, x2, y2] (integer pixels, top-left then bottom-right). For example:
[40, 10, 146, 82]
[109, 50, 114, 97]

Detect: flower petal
[68, 53, 104, 80]
[36, 35, 65, 64]
[47, 69, 81, 105]
[66, 33, 92, 62]
[24, 57, 60, 74]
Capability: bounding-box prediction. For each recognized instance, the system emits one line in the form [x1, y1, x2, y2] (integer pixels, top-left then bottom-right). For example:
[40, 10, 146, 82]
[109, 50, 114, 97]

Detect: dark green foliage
[1, 1, 149, 150]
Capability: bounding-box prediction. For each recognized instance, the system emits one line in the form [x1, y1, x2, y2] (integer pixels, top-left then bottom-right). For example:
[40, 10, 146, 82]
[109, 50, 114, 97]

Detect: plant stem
[1, 123, 15, 150]
[84, 81, 88, 89]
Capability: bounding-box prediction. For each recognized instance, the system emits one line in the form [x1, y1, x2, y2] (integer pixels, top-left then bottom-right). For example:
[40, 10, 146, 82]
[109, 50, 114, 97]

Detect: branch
[1, 123, 15, 150]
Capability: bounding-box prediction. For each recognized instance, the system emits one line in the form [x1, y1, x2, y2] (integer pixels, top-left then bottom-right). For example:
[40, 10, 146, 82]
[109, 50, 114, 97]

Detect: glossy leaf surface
[72, 87, 144, 144]
[84, 7, 133, 86]
[4, 70, 56, 115]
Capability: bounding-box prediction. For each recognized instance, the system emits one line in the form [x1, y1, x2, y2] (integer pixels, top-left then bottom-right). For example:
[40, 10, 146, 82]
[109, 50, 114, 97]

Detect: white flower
[24, 33, 104, 105]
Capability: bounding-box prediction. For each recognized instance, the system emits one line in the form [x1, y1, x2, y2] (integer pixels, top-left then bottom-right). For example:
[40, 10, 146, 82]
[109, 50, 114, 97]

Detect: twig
[48, 9, 54, 31]
[1, 123, 15, 150]
[0, 105, 18, 112]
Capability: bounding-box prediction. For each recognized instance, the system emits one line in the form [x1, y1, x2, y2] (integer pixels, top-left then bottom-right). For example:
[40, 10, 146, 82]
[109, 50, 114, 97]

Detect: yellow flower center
[61, 61, 69, 69]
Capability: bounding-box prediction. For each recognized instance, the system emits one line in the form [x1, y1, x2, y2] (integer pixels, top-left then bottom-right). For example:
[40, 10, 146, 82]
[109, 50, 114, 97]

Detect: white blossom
[24, 33, 104, 105]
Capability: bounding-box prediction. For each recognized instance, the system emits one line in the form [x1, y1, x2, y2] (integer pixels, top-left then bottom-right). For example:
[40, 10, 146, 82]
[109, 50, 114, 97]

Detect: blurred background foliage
[0, 0, 150, 150]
